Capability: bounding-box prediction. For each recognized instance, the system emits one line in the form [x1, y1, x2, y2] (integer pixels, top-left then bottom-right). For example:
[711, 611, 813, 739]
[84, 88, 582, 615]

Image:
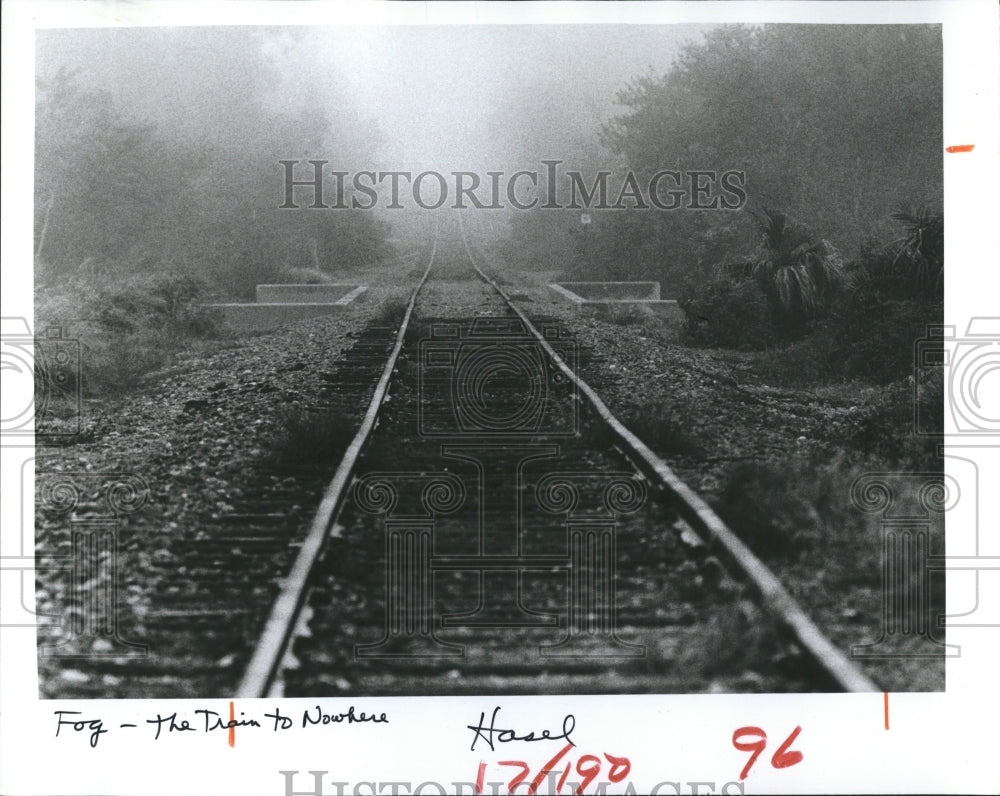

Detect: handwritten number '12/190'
[731, 725, 803, 781]
[478, 744, 631, 795]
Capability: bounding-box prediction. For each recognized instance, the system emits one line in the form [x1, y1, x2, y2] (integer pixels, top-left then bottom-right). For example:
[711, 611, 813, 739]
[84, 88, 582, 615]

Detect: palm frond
[735, 210, 844, 328]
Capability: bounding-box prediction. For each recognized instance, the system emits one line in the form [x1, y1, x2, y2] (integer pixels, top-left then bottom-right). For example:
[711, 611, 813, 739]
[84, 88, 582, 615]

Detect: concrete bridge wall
[206, 285, 367, 332]
[548, 282, 683, 323]
[255, 284, 357, 303]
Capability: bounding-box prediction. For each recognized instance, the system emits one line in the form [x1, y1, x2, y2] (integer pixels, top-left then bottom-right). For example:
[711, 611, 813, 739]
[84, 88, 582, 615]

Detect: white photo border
[2, 2, 998, 794]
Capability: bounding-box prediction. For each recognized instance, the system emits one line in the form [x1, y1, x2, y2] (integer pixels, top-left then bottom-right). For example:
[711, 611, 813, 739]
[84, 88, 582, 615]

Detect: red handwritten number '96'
[732, 725, 803, 781]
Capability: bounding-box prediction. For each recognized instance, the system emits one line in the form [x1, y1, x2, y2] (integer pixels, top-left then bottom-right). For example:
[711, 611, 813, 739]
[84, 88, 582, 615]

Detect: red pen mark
[482, 747, 631, 794]
[733, 725, 804, 780]
[770, 725, 804, 769]
[498, 760, 530, 792]
[733, 726, 768, 781]
[557, 764, 572, 792]
[529, 742, 574, 794]
[605, 753, 631, 783]
[575, 755, 602, 795]
[883, 692, 889, 730]
[228, 700, 236, 748]
[946, 144, 975, 153]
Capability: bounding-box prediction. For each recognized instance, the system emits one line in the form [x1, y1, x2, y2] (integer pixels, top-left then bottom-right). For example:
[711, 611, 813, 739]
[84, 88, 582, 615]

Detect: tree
[34, 33, 394, 298]
[34, 68, 172, 275]
[724, 208, 844, 334]
[602, 24, 943, 265]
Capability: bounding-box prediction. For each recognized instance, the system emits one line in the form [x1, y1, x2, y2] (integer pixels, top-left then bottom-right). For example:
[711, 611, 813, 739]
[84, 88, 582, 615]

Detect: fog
[37, 25, 712, 175]
[34, 23, 943, 282]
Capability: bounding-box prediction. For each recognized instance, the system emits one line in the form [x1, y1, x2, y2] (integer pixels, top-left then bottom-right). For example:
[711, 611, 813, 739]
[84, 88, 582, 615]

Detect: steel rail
[458, 219, 878, 693]
[235, 230, 439, 698]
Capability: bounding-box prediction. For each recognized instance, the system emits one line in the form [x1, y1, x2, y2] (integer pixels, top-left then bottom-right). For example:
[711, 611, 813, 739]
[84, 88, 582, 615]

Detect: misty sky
[36, 25, 714, 171]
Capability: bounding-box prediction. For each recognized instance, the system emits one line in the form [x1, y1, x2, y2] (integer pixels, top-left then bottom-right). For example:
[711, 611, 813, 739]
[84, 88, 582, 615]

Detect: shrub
[267, 407, 357, 468]
[811, 207, 943, 385]
[716, 460, 824, 562]
[36, 269, 218, 396]
[679, 598, 789, 682]
[835, 381, 941, 467]
[373, 298, 409, 328]
[85, 328, 172, 393]
[914, 360, 943, 436]
[713, 454, 882, 571]
[831, 291, 939, 384]
[618, 402, 704, 457]
[723, 209, 845, 337]
[90, 271, 215, 336]
[742, 329, 839, 386]
[847, 207, 943, 301]
[680, 273, 777, 350]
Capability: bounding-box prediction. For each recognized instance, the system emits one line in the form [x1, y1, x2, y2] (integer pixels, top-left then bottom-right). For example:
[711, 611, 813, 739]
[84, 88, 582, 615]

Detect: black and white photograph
[2, 2, 998, 795]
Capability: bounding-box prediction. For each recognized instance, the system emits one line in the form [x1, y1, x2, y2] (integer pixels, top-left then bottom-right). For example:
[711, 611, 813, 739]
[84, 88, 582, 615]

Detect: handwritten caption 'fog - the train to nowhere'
[54, 704, 388, 747]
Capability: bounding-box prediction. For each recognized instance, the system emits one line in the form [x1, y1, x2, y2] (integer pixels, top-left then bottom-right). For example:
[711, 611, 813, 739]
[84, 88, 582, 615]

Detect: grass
[372, 298, 410, 328]
[712, 448, 942, 573]
[598, 304, 647, 326]
[616, 402, 705, 458]
[679, 600, 795, 682]
[708, 449, 946, 691]
[267, 407, 358, 469]
[714, 454, 860, 563]
[36, 270, 221, 397]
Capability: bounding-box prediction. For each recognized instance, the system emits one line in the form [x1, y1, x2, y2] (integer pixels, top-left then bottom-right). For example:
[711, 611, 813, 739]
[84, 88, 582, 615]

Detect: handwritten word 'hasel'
[468, 706, 576, 752]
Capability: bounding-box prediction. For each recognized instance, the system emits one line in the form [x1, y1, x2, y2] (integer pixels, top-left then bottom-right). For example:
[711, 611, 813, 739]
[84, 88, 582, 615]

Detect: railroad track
[235, 219, 877, 698]
[34, 290, 415, 698]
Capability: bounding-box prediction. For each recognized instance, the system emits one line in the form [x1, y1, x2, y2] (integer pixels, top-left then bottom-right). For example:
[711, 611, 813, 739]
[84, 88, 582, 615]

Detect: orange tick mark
[946, 144, 975, 153]
[883, 692, 889, 730]
[229, 700, 236, 747]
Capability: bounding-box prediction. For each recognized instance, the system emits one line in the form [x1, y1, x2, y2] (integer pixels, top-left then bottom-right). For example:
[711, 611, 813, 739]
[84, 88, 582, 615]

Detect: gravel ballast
[33, 241, 942, 695]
